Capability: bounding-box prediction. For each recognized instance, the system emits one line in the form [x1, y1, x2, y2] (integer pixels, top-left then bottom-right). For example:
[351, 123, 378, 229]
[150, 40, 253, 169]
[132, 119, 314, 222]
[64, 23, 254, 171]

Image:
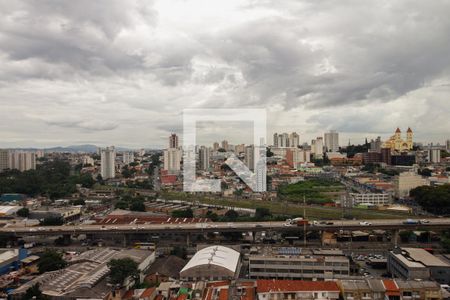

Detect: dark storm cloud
[0, 0, 449, 147]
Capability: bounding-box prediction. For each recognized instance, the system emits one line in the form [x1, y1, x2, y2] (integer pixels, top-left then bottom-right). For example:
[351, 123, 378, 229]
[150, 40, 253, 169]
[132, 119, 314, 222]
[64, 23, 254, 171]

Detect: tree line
[0, 160, 94, 199]
[410, 184, 450, 215]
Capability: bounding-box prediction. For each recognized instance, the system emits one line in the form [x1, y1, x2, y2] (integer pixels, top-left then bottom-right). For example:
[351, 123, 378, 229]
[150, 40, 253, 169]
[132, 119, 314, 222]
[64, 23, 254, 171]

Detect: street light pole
[303, 195, 306, 247]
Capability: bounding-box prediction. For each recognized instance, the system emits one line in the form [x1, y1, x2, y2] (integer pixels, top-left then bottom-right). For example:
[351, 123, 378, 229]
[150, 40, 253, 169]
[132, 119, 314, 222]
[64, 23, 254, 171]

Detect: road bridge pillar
[252, 232, 256, 243]
[123, 234, 128, 247]
[62, 234, 71, 245]
[186, 233, 191, 247]
[393, 229, 399, 248]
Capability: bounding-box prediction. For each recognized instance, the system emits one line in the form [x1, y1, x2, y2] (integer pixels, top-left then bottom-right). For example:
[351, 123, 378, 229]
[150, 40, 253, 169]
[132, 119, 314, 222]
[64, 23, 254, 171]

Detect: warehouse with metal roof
[180, 246, 240, 281]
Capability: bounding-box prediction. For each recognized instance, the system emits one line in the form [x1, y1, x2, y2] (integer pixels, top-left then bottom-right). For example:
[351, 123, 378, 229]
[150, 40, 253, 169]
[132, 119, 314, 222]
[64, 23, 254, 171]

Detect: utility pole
[303, 194, 306, 247]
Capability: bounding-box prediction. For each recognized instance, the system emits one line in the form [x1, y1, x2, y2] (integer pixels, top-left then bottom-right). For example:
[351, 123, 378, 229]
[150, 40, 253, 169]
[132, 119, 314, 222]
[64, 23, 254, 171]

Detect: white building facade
[101, 146, 116, 179]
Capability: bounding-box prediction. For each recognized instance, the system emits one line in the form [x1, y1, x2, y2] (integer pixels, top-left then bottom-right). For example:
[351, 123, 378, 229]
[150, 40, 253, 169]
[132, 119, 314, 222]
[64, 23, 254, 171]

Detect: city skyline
[1, 1, 450, 148]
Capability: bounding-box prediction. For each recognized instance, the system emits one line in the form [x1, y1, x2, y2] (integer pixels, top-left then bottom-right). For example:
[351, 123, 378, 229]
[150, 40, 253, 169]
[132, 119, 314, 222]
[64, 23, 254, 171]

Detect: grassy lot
[278, 179, 345, 204]
[160, 191, 411, 220]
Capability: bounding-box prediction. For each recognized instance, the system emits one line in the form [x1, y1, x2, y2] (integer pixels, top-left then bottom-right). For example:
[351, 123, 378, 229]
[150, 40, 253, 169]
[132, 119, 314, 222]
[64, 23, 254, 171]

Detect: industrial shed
[180, 246, 240, 281]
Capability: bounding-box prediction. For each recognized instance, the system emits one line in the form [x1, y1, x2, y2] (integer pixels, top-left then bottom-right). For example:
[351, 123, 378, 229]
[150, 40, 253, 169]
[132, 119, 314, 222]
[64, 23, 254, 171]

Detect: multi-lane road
[1, 218, 450, 236]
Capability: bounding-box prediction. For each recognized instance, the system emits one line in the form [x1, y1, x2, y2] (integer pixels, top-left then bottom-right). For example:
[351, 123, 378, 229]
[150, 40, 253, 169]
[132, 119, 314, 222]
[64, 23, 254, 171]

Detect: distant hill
[45, 144, 99, 153]
[5, 144, 164, 152]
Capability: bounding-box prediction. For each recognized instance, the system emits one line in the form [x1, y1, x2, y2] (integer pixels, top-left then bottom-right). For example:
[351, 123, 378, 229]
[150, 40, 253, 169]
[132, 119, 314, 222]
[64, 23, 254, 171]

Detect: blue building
[0, 248, 28, 274]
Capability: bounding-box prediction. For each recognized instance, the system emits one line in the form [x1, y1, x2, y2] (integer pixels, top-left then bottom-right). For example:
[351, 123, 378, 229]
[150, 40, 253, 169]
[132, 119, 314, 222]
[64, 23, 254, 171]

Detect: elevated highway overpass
[1, 218, 449, 237]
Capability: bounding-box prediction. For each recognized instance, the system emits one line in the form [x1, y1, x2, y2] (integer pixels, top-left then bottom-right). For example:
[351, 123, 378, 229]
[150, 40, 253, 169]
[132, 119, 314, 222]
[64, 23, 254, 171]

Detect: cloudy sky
[1, 0, 449, 149]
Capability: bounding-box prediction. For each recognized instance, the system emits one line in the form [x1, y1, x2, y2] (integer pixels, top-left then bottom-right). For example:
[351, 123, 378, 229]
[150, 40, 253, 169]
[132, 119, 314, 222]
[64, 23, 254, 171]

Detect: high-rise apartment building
[273, 133, 279, 147]
[274, 132, 300, 148]
[370, 136, 382, 153]
[427, 146, 441, 164]
[163, 148, 182, 173]
[311, 137, 324, 159]
[122, 151, 135, 164]
[289, 132, 300, 148]
[169, 133, 179, 149]
[213, 142, 220, 151]
[446, 139, 450, 151]
[101, 146, 116, 179]
[198, 146, 210, 171]
[324, 130, 339, 152]
[280, 133, 289, 147]
[286, 148, 310, 168]
[0, 149, 9, 172]
[82, 155, 95, 166]
[244, 145, 255, 171]
[221, 140, 229, 151]
[235, 144, 245, 154]
[8, 151, 36, 172]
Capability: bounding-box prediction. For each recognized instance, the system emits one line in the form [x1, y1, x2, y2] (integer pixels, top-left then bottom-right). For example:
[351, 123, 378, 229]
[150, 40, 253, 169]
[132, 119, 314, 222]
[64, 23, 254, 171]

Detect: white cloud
[0, 0, 449, 148]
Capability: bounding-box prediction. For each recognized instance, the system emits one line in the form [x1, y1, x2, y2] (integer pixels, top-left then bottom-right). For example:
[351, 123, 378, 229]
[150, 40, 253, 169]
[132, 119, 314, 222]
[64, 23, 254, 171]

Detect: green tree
[0, 160, 79, 199]
[107, 258, 139, 286]
[224, 209, 239, 221]
[75, 173, 95, 188]
[418, 168, 432, 177]
[255, 207, 272, 220]
[121, 166, 133, 178]
[17, 207, 30, 218]
[96, 174, 104, 184]
[130, 201, 146, 212]
[399, 231, 414, 243]
[170, 246, 187, 259]
[205, 211, 219, 222]
[410, 184, 450, 215]
[23, 283, 48, 300]
[115, 201, 129, 210]
[172, 208, 194, 218]
[38, 250, 67, 273]
[71, 199, 86, 206]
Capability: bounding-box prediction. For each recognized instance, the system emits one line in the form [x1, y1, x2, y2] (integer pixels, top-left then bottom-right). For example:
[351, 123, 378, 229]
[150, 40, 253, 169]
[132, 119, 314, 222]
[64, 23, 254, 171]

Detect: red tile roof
[383, 280, 400, 296]
[206, 281, 230, 287]
[141, 287, 156, 298]
[155, 295, 165, 300]
[123, 290, 134, 299]
[178, 294, 188, 300]
[218, 289, 228, 300]
[256, 280, 339, 293]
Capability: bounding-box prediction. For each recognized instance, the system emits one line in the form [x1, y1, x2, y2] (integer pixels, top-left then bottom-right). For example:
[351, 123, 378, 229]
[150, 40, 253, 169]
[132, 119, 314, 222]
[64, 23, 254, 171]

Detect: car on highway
[403, 219, 420, 225]
[420, 219, 430, 223]
[227, 222, 236, 228]
[359, 221, 372, 226]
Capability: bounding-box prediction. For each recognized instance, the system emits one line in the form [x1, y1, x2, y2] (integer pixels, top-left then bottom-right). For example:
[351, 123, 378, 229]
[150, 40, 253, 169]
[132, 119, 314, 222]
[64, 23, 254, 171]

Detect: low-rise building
[394, 171, 428, 198]
[180, 246, 241, 281]
[256, 279, 340, 300]
[340, 279, 443, 300]
[388, 247, 450, 284]
[349, 193, 392, 206]
[10, 248, 155, 299]
[339, 279, 386, 300]
[0, 248, 28, 275]
[249, 247, 350, 281]
[29, 206, 82, 222]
